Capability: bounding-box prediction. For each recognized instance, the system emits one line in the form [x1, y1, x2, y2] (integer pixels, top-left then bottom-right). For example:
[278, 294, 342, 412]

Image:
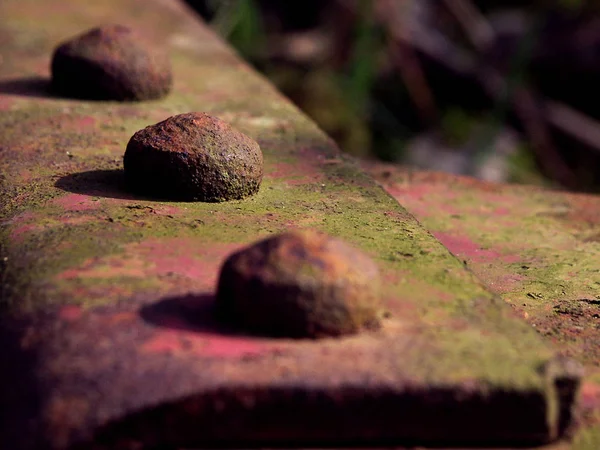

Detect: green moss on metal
[0, 2, 575, 440]
[363, 166, 600, 448]
[1, 125, 559, 400]
[572, 426, 600, 450]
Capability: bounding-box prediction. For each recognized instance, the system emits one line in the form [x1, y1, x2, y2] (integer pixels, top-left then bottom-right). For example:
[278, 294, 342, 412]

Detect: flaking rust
[124, 112, 264, 202]
[216, 229, 382, 338]
[51, 24, 172, 101]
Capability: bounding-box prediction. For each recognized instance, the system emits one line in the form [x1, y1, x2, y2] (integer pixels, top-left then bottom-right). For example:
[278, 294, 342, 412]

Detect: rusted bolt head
[216, 230, 382, 338]
[124, 112, 263, 202]
[51, 24, 172, 101]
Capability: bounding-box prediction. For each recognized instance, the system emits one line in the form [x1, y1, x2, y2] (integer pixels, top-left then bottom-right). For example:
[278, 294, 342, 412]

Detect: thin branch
[545, 100, 600, 153]
[374, 0, 441, 124]
[441, 0, 495, 51]
[387, 34, 439, 124]
[442, 0, 579, 188]
[512, 88, 578, 188]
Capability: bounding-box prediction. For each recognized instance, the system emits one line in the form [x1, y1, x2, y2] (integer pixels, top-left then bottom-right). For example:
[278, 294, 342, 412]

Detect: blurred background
[186, 0, 600, 191]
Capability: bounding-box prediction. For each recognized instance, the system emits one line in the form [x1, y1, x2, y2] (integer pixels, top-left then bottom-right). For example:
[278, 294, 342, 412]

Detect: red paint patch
[56, 256, 148, 281]
[386, 183, 437, 201]
[76, 116, 95, 128]
[9, 223, 37, 241]
[52, 239, 244, 302]
[52, 193, 99, 212]
[493, 207, 510, 217]
[268, 161, 324, 186]
[267, 147, 339, 186]
[59, 305, 83, 321]
[433, 232, 520, 264]
[0, 96, 16, 111]
[142, 329, 276, 358]
[580, 382, 600, 413]
[6, 211, 37, 223]
[135, 239, 242, 286]
[106, 311, 137, 325]
[385, 183, 459, 218]
[5, 210, 38, 241]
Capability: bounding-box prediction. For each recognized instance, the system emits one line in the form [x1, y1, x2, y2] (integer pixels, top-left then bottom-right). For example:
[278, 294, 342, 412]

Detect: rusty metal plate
[365, 163, 600, 449]
[0, 0, 583, 448]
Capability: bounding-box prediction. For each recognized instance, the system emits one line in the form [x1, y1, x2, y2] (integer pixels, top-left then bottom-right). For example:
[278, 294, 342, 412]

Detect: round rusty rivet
[124, 112, 264, 202]
[51, 24, 172, 101]
[216, 229, 382, 338]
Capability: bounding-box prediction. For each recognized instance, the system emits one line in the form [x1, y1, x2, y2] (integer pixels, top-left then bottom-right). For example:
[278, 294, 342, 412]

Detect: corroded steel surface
[365, 163, 600, 449]
[0, 0, 586, 449]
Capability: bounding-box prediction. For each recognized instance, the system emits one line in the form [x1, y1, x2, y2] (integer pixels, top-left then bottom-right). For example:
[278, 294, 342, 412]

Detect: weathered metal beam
[0, 0, 583, 449]
[365, 163, 600, 449]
